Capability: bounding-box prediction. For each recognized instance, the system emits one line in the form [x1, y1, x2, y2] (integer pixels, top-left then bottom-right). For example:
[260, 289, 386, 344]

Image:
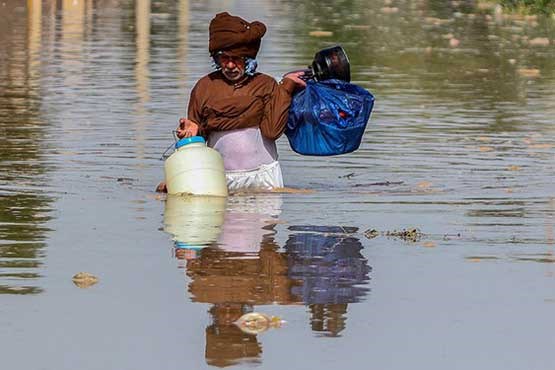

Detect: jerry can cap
[175, 136, 206, 149]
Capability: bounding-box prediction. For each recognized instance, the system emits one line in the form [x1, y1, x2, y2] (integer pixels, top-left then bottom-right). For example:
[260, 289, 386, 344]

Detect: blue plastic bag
[285, 79, 374, 156]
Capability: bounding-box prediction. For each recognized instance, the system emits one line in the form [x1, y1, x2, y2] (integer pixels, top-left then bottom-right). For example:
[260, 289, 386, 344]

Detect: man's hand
[176, 118, 199, 138]
[283, 71, 307, 88]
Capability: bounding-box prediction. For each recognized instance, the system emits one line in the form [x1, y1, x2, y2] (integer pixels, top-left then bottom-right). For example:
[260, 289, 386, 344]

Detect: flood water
[1, 0, 555, 369]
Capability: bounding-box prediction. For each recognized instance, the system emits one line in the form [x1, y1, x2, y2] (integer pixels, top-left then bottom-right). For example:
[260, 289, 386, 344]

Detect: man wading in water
[158, 12, 306, 193]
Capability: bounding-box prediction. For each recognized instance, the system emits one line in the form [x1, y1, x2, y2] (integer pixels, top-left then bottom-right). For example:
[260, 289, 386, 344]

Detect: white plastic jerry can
[164, 136, 228, 196]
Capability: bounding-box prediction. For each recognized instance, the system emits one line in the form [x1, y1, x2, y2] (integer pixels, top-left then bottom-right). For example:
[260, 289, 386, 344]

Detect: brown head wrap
[209, 12, 267, 58]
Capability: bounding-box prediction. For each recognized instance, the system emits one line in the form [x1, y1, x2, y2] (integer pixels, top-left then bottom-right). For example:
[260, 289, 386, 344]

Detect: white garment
[225, 161, 283, 192]
[208, 127, 278, 171]
[208, 127, 283, 191]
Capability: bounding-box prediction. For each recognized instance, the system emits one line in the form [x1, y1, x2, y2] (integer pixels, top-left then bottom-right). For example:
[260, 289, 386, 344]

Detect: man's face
[216, 53, 246, 81]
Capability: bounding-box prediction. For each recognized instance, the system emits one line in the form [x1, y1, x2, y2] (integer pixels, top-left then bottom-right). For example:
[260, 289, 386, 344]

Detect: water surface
[1, 1, 555, 369]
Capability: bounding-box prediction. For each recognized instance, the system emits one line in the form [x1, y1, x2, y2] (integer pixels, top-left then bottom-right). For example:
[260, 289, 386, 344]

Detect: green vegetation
[498, 0, 555, 14]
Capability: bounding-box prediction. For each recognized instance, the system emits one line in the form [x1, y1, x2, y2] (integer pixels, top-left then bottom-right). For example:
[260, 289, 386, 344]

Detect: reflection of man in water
[187, 232, 293, 367]
[165, 193, 372, 364]
[174, 246, 197, 262]
[285, 228, 371, 337]
[169, 194, 292, 366]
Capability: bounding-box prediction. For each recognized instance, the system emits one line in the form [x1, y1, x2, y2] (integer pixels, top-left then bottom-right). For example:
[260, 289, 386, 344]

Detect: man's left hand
[283, 71, 307, 88]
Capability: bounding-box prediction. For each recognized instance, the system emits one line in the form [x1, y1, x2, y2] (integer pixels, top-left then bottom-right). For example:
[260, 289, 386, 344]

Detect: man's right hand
[176, 118, 199, 138]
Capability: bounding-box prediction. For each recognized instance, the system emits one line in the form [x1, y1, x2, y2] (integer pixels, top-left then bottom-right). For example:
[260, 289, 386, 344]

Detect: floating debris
[234, 313, 284, 335]
[117, 177, 134, 182]
[442, 233, 462, 241]
[363, 229, 379, 239]
[339, 172, 355, 179]
[364, 228, 425, 242]
[353, 181, 404, 187]
[72, 272, 98, 288]
[385, 228, 423, 242]
[117, 177, 135, 186]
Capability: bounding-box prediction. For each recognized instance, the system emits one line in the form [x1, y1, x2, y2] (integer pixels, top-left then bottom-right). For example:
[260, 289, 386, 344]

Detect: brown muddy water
[1, 0, 555, 369]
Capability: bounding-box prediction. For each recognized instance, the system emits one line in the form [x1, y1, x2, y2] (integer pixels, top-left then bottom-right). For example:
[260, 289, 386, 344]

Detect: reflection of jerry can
[164, 136, 228, 196]
[164, 194, 227, 250]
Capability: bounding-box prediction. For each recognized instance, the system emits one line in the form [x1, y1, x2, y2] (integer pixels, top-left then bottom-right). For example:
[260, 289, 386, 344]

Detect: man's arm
[260, 73, 305, 140]
[187, 81, 206, 136]
[177, 80, 205, 139]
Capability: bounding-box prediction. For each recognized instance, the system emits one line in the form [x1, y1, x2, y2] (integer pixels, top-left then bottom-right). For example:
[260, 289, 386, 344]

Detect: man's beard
[222, 67, 244, 81]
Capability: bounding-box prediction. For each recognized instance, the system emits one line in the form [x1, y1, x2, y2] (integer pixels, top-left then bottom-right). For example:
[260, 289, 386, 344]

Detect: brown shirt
[187, 71, 297, 140]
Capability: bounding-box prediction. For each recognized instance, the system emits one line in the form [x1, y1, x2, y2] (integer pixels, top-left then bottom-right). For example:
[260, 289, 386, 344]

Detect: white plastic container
[164, 136, 228, 196]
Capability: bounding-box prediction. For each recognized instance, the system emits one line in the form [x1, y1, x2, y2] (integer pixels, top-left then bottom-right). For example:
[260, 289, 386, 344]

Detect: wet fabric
[208, 127, 278, 171]
[188, 72, 296, 141]
[225, 160, 283, 192]
[208, 12, 266, 58]
[285, 79, 375, 156]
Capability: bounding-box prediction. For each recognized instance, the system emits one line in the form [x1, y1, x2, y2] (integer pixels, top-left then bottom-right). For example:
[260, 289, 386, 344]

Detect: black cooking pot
[311, 45, 351, 82]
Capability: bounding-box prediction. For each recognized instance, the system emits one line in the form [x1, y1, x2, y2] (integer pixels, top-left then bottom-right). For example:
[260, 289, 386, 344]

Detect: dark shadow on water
[163, 195, 372, 366]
